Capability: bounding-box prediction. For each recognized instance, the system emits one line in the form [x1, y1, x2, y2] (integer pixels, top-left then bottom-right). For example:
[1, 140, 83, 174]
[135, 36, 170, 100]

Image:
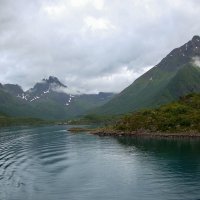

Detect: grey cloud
[0, 0, 200, 92]
[192, 56, 200, 68]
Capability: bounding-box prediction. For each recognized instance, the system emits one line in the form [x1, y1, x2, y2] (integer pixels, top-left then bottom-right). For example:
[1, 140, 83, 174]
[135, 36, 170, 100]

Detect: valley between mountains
[0, 76, 114, 120]
[1, 36, 200, 133]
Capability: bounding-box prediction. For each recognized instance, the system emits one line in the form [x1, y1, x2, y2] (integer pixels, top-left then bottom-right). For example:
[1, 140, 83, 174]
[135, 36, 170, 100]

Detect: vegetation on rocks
[67, 114, 120, 125]
[112, 93, 200, 133]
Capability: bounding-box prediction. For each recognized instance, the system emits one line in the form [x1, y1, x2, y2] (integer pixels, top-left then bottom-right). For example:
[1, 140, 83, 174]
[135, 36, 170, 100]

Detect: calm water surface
[0, 125, 200, 200]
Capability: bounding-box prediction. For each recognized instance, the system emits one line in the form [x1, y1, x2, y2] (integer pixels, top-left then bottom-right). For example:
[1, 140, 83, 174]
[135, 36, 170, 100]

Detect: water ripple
[0, 126, 200, 200]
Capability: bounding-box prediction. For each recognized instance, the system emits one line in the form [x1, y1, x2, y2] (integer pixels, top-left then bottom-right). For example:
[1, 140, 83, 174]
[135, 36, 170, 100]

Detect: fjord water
[0, 126, 200, 200]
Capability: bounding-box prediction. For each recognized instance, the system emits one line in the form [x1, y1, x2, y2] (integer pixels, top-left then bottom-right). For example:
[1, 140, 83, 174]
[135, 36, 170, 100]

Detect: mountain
[25, 76, 67, 101]
[93, 35, 200, 115]
[0, 77, 115, 119]
[2, 84, 24, 96]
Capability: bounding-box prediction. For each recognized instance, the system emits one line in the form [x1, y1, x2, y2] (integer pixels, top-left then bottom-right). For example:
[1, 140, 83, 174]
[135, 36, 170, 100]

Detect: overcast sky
[0, 0, 200, 93]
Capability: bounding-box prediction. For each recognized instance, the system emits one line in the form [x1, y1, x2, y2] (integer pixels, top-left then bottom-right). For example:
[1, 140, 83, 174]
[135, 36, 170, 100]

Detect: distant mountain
[94, 35, 200, 115]
[0, 76, 115, 119]
[17, 76, 69, 103]
[2, 84, 24, 96]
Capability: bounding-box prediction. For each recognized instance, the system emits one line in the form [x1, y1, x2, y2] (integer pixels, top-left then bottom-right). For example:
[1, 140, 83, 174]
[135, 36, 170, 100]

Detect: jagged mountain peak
[185, 35, 200, 52]
[192, 35, 200, 42]
[28, 76, 67, 94]
[42, 76, 67, 88]
[155, 35, 200, 72]
[20, 76, 69, 103]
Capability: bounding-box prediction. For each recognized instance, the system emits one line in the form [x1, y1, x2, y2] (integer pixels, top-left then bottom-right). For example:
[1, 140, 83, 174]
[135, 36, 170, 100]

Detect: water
[0, 126, 200, 200]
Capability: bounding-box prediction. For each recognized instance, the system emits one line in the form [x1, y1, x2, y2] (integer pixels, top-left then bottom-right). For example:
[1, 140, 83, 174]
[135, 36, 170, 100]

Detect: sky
[0, 0, 200, 93]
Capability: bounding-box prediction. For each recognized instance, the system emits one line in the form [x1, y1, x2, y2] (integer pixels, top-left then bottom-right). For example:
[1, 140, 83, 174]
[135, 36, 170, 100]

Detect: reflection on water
[0, 126, 200, 200]
[118, 136, 200, 175]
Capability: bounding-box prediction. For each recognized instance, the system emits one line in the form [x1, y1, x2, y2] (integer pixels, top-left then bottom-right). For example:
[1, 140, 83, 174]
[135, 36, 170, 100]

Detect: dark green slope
[0, 91, 114, 120]
[28, 93, 114, 120]
[93, 35, 200, 115]
[95, 67, 175, 114]
[154, 65, 200, 105]
[0, 90, 40, 118]
[0, 91, 79, 120]
[65, 93, 115, 116]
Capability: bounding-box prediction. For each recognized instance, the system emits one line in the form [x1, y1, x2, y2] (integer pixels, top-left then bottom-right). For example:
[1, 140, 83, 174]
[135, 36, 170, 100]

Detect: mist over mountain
[0, 76, 115, 119]
[93, 35, 200, 115]
[1, 36, 200, 119]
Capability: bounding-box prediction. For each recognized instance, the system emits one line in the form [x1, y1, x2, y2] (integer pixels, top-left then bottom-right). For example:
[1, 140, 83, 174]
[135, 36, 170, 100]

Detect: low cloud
[0, 0, 200, 93]
[52, 86, 82, 95]
[192, 56, 200, 67]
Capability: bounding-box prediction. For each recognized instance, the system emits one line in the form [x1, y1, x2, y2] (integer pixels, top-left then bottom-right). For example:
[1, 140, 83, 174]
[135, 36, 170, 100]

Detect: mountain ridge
[92, 35, 200, 115]
[0, 76, 115, 119]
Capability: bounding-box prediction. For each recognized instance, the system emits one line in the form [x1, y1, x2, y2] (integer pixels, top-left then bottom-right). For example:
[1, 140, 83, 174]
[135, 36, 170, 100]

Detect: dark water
[0, 126, 200, 200]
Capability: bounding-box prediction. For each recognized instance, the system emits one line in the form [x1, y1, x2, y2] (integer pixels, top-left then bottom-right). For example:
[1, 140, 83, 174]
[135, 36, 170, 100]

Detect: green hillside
[93, 35, 200, 115]
[0, 93, 113, 120]
[154, 64, 200, 105]
[0, 90, 66, 120]
[0, 78, 114, 120]
[112, 93, 200, 133]
[93, 67, 175, 114]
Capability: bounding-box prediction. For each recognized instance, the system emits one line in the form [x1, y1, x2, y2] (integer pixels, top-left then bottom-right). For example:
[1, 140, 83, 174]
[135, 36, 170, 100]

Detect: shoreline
[91, 129, 200, 139]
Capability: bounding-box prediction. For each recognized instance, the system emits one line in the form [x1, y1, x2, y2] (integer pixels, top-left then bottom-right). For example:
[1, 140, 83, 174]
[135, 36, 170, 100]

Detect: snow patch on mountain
[17, 93, 28, 100]
[43, 88, 50, 94]
[30, 96, 40, 102]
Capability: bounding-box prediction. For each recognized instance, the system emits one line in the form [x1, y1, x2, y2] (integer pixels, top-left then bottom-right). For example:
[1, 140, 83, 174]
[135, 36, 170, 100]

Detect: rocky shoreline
[67, 126, 200, 139]
[68, 127, 94, 133]
[91, 129, 200, 139]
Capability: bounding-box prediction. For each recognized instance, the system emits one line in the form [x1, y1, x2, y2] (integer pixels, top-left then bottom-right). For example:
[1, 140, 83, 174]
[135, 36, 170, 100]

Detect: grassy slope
[0, 93, 68, 120]
[63, 94, 115, 118]
[153, 65, 200, 106]
[92, 67, 177, 115]
[93, 64, 200, 115]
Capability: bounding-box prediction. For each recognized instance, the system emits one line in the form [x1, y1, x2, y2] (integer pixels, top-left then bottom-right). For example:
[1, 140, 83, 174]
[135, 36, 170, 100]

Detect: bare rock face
[157, 35, 200, 71]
